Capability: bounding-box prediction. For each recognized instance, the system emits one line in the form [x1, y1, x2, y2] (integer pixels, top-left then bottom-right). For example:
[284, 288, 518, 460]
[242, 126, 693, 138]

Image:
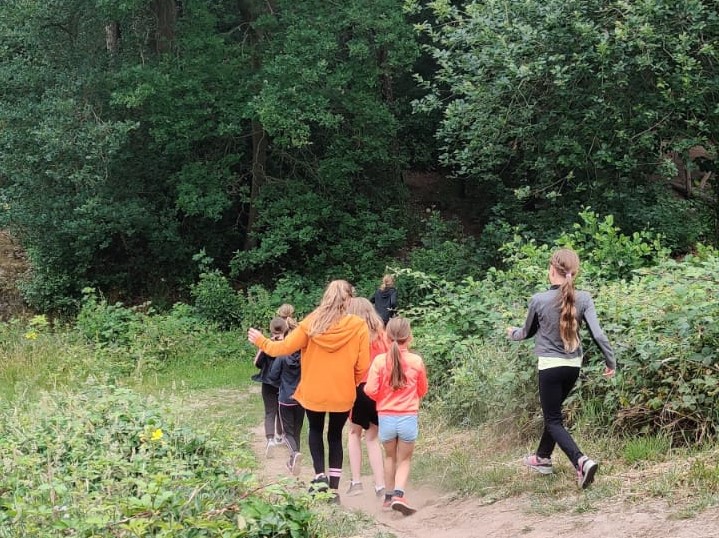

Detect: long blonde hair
[551, 249, 580, 352]
[385, 317, 411, 390]
[380, 274, 395, 291]
[307, 280, 354, 336]
[276, 303, 298, 330]
[347, 297, 385, 343]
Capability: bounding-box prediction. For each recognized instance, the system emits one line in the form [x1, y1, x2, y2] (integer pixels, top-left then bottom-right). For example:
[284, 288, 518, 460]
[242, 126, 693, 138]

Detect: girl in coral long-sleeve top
[364, 317, 427, 517]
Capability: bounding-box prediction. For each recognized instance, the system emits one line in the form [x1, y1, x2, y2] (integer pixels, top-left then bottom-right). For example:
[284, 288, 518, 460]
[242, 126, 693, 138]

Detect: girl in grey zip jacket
[507, 248, 615, 490]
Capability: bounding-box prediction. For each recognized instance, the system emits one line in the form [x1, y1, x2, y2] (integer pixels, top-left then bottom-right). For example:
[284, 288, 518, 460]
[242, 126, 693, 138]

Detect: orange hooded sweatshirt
[255, 314, 370, 413]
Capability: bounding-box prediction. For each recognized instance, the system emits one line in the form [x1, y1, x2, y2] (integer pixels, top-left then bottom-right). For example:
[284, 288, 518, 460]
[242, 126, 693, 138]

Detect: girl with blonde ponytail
[345, 298, 388, 498]
[364, 317, 428, 516]
[507, 248, 616, 490]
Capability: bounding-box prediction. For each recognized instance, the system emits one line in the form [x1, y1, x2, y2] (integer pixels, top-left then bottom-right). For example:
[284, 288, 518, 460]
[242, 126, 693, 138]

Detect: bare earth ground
[252, 424, 719, 538]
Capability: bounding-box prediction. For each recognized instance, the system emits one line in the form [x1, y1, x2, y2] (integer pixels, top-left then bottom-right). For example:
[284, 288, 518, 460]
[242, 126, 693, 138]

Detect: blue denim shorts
[378, 414, 418, 443]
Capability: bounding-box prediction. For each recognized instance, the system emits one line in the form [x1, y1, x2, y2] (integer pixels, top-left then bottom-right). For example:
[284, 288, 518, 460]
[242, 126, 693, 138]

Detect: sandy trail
[252, 423, 719, 538]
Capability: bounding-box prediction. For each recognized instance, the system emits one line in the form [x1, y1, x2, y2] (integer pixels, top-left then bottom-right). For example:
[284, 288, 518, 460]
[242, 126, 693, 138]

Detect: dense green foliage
[407, 210, 719, 443]
[0, 0, 421, 310]
[412, 0, 717, 249]
[1, 0, 716, 310]
[0, 384, 314, 537]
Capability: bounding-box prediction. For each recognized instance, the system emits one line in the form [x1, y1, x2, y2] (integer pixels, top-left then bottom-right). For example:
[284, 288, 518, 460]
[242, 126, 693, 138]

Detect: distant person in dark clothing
[370, 275, 397, 325]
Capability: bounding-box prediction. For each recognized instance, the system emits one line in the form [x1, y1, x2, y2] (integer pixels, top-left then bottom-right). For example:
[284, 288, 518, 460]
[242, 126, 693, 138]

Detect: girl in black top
[370, 274, 397, 325]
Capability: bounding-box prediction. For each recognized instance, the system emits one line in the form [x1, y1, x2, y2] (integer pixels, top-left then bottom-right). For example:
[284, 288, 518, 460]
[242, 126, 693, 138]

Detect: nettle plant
[0, 384, 314, 537]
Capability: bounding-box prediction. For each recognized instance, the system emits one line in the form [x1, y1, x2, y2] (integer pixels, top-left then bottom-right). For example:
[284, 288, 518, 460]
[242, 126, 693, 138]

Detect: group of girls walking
[247, 247, 617, 514]
[248, 278, 428, 515]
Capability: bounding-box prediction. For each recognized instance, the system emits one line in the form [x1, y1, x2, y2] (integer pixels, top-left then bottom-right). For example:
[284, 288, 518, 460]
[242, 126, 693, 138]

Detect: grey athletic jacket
[509, 285, 616, 370]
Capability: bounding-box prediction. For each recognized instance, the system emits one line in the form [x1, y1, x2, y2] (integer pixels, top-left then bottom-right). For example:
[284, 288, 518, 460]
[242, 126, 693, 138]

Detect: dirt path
[252, 424, 719, 538]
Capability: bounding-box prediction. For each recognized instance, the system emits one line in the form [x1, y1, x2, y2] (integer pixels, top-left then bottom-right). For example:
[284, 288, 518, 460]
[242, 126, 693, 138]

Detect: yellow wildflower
[24, 331, 38, 340]
[151, 428, 164, 442]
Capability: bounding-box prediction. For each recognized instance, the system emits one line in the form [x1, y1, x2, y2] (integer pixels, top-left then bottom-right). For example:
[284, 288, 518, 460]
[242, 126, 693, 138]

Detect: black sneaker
[308, 475, 329, 495]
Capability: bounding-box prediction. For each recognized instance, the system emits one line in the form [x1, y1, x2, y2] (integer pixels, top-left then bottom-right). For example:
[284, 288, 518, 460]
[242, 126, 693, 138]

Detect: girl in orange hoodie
[364, 316, 428, 516]
[248, 280, 369, 501]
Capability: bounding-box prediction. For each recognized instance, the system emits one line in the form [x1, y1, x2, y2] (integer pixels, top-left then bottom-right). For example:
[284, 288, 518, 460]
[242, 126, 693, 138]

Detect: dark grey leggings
[261, 383, 281, 439]
[305, 409, 349, 489]
[279, 403, 305, 453]
[536, 366, 583, 467]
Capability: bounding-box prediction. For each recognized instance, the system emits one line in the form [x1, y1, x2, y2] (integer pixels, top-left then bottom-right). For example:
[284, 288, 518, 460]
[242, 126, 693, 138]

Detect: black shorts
[350, 383, 378, 430]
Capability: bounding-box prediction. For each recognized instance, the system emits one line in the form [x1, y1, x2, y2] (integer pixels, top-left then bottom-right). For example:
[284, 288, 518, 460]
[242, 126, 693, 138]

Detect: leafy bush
[76, 287, 142, 346]
[431, 339, 536, 429]
[595, 249, 719, 442]
[75, 289, 248, 376]
[402, 211, 719, 444]
[407, 210, 482, 282]
[191, 269, 245, 329]
[0, 384, 314, 537]
[555, 210, 670, 281]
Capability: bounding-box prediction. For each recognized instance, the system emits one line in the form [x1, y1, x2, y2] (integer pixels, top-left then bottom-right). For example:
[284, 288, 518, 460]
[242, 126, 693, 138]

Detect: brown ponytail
[385, 317, 411, 390]
[551, 249, 580, 352]
[388, 341, 406, 390]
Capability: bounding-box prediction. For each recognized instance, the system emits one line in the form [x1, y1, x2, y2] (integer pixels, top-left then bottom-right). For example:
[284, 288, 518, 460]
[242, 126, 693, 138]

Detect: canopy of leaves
[412, 0, 718, 248]
[0, 0, 421, 310]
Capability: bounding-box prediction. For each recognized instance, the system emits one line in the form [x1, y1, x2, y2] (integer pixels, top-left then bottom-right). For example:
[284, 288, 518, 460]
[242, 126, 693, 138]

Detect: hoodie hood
[378, 288, 395, 298]
[299, 314, 366, 352]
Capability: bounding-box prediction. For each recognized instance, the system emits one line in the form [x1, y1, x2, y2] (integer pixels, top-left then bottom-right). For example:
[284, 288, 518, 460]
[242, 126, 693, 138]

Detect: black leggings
[305, 409, 349, 489]
[536, 366, 583, 467]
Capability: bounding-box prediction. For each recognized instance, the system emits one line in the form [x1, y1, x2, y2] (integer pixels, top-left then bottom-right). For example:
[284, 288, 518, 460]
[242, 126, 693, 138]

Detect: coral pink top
[364, 348, 428, 415]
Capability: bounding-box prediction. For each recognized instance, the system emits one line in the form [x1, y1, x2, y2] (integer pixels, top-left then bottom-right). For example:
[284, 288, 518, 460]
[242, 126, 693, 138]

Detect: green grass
[411, 410, 719, 518]
[623, 434, 672, 465]
[137, 356, 257, 391]
[4, 319, 719, 533]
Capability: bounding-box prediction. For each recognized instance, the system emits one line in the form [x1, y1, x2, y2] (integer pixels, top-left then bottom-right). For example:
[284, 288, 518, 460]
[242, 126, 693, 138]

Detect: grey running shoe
[290, 452, 302, 476]
[346, 481, 364, 496]
[577, 456, 598, 489]
[523, 454, 553, 475]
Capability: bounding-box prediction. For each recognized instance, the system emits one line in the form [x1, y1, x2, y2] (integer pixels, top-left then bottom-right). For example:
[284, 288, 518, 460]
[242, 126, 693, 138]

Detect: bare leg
[383, 438, 398, 494]
[394, 440, 415, 492]
[365, 424, 385, 489]
[348, 422, 363, 483]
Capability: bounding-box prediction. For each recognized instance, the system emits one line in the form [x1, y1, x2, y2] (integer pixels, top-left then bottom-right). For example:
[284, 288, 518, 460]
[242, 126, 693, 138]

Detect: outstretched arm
[507, 297, 539, 341]
[248, 325, 309, 356]
[583, 298, 616, 375]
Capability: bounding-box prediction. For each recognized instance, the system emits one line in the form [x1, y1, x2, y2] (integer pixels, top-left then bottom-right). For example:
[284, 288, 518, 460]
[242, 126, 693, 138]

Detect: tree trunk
[244, 120, 268, 250]
[240, 0, 276, 251]
[152, 0, 177, 54]
[105, 21, 120, 56]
